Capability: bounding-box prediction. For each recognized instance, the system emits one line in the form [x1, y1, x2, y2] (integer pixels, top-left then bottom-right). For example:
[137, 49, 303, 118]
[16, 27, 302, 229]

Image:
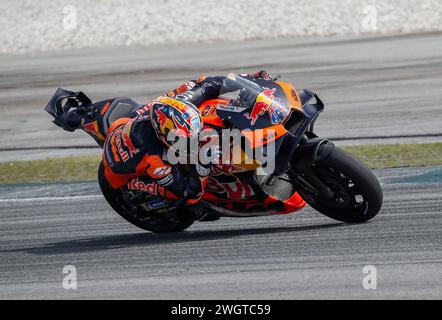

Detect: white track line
[0, 195, 101, 203]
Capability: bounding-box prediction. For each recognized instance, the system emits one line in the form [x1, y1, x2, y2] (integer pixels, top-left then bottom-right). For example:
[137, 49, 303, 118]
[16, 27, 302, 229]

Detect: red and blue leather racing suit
[103, 71, 272, 205]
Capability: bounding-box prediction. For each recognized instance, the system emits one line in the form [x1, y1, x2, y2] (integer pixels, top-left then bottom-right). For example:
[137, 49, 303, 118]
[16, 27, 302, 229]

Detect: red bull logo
[121, 131, 139, 157]
[155, 108, 168, 127]
[244, 88, 276, 125]
[114, 128, 129, 162]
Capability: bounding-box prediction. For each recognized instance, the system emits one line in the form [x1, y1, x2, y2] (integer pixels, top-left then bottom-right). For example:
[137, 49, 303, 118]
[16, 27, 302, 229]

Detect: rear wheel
[98, 162, 195, 233]
[295, 147, 383, 223]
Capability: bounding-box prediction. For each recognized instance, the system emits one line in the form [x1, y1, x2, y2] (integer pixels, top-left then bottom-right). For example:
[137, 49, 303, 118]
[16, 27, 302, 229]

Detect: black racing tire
[98, 162, 195, 233]
[296, 147, 383, 223]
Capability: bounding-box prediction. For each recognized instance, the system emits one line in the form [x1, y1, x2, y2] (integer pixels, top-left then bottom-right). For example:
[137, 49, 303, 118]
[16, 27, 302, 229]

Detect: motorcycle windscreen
[216, 73, 293, 130]
[215, 74, 292, 175]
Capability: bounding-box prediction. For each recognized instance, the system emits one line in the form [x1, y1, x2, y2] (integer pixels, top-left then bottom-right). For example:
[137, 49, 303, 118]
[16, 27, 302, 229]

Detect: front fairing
[216, 73, 301, 130]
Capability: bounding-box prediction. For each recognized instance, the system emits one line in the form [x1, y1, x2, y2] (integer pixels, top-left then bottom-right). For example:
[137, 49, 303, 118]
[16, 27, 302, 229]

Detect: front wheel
[295, 147, 383, 223]
[98, 162, 195, 233]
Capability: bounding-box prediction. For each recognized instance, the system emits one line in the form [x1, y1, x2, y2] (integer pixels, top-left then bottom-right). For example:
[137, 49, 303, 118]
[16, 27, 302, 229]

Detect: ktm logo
[290, 88, 299, 102]
[99, 102, 111, 116]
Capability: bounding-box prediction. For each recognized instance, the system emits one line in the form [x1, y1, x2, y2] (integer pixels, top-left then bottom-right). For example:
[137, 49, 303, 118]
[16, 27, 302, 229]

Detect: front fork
[260, 133, 336, 201]
[289, 136, 336, 200]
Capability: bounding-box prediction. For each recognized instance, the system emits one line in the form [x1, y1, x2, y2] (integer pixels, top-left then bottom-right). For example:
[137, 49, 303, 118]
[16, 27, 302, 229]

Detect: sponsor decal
[206, 177, 254, 199]
[290, 88, 299, 102]
[121, 122, 139, 157]
[244, 87, 290, 125]
[145, 198, 169, 210]
[82, 120, 105, 141]
[201, 104, 215, 116]
[156, 174, 173, 186]
[190, 115, 201, 130]
[114, 128, 129, 162]
[217, 105, 246, 113]
[99, 102, 111, 115]
[152, 166, 172, 178]
[157, 96, 190, 112]
[127, 178, 158, 195]
[268, 97, 290, 125]
[111, 123, 140, 163]
[121, 131, 138, 158]
[244, 88, 276, 125]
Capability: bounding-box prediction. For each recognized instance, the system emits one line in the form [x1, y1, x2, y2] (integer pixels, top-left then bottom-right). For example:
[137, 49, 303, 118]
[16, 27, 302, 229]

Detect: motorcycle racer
[44, 69, 383, 233]
[87, 70, 274, 206]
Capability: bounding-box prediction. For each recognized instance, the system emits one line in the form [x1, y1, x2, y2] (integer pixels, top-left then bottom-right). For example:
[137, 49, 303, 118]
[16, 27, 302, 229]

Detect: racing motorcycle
[44, 74, 383, 233]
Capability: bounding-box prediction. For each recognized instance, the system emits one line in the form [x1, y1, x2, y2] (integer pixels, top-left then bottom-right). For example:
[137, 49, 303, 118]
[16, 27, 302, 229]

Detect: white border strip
[0, 195, 101, 203]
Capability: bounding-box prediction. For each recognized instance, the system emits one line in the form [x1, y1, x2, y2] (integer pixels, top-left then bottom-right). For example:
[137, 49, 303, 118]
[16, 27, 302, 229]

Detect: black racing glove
[169, 165, 207, 207]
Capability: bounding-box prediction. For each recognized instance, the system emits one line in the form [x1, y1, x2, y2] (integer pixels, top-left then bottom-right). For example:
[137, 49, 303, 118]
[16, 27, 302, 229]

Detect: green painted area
[343, 143, 442, 169]
[389, 167, 442, 184]
[0, 143, 442, 185]
[0, 156, 101, 185]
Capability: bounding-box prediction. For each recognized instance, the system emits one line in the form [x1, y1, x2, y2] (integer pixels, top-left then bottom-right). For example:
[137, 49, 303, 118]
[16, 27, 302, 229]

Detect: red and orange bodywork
[196, 81, 306, 216]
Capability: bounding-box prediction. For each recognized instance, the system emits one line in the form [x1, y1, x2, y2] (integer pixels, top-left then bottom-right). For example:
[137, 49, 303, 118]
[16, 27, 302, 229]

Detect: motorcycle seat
[101, 98, 141, 134]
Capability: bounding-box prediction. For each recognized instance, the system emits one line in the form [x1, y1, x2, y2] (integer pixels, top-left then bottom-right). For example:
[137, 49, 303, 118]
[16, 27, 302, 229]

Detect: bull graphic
[244, 88, 276, 125]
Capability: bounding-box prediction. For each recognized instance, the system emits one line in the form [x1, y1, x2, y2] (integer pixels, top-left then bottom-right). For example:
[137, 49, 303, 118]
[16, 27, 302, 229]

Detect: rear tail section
[44, 88, 93, 132]
[44, 88, 142, 148]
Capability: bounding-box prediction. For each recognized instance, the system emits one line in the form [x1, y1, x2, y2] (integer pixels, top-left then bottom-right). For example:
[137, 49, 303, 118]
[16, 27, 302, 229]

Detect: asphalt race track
[0, 167, 441, 299]
[0, 33, 441, 299]
[0, 32, 442, 161]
